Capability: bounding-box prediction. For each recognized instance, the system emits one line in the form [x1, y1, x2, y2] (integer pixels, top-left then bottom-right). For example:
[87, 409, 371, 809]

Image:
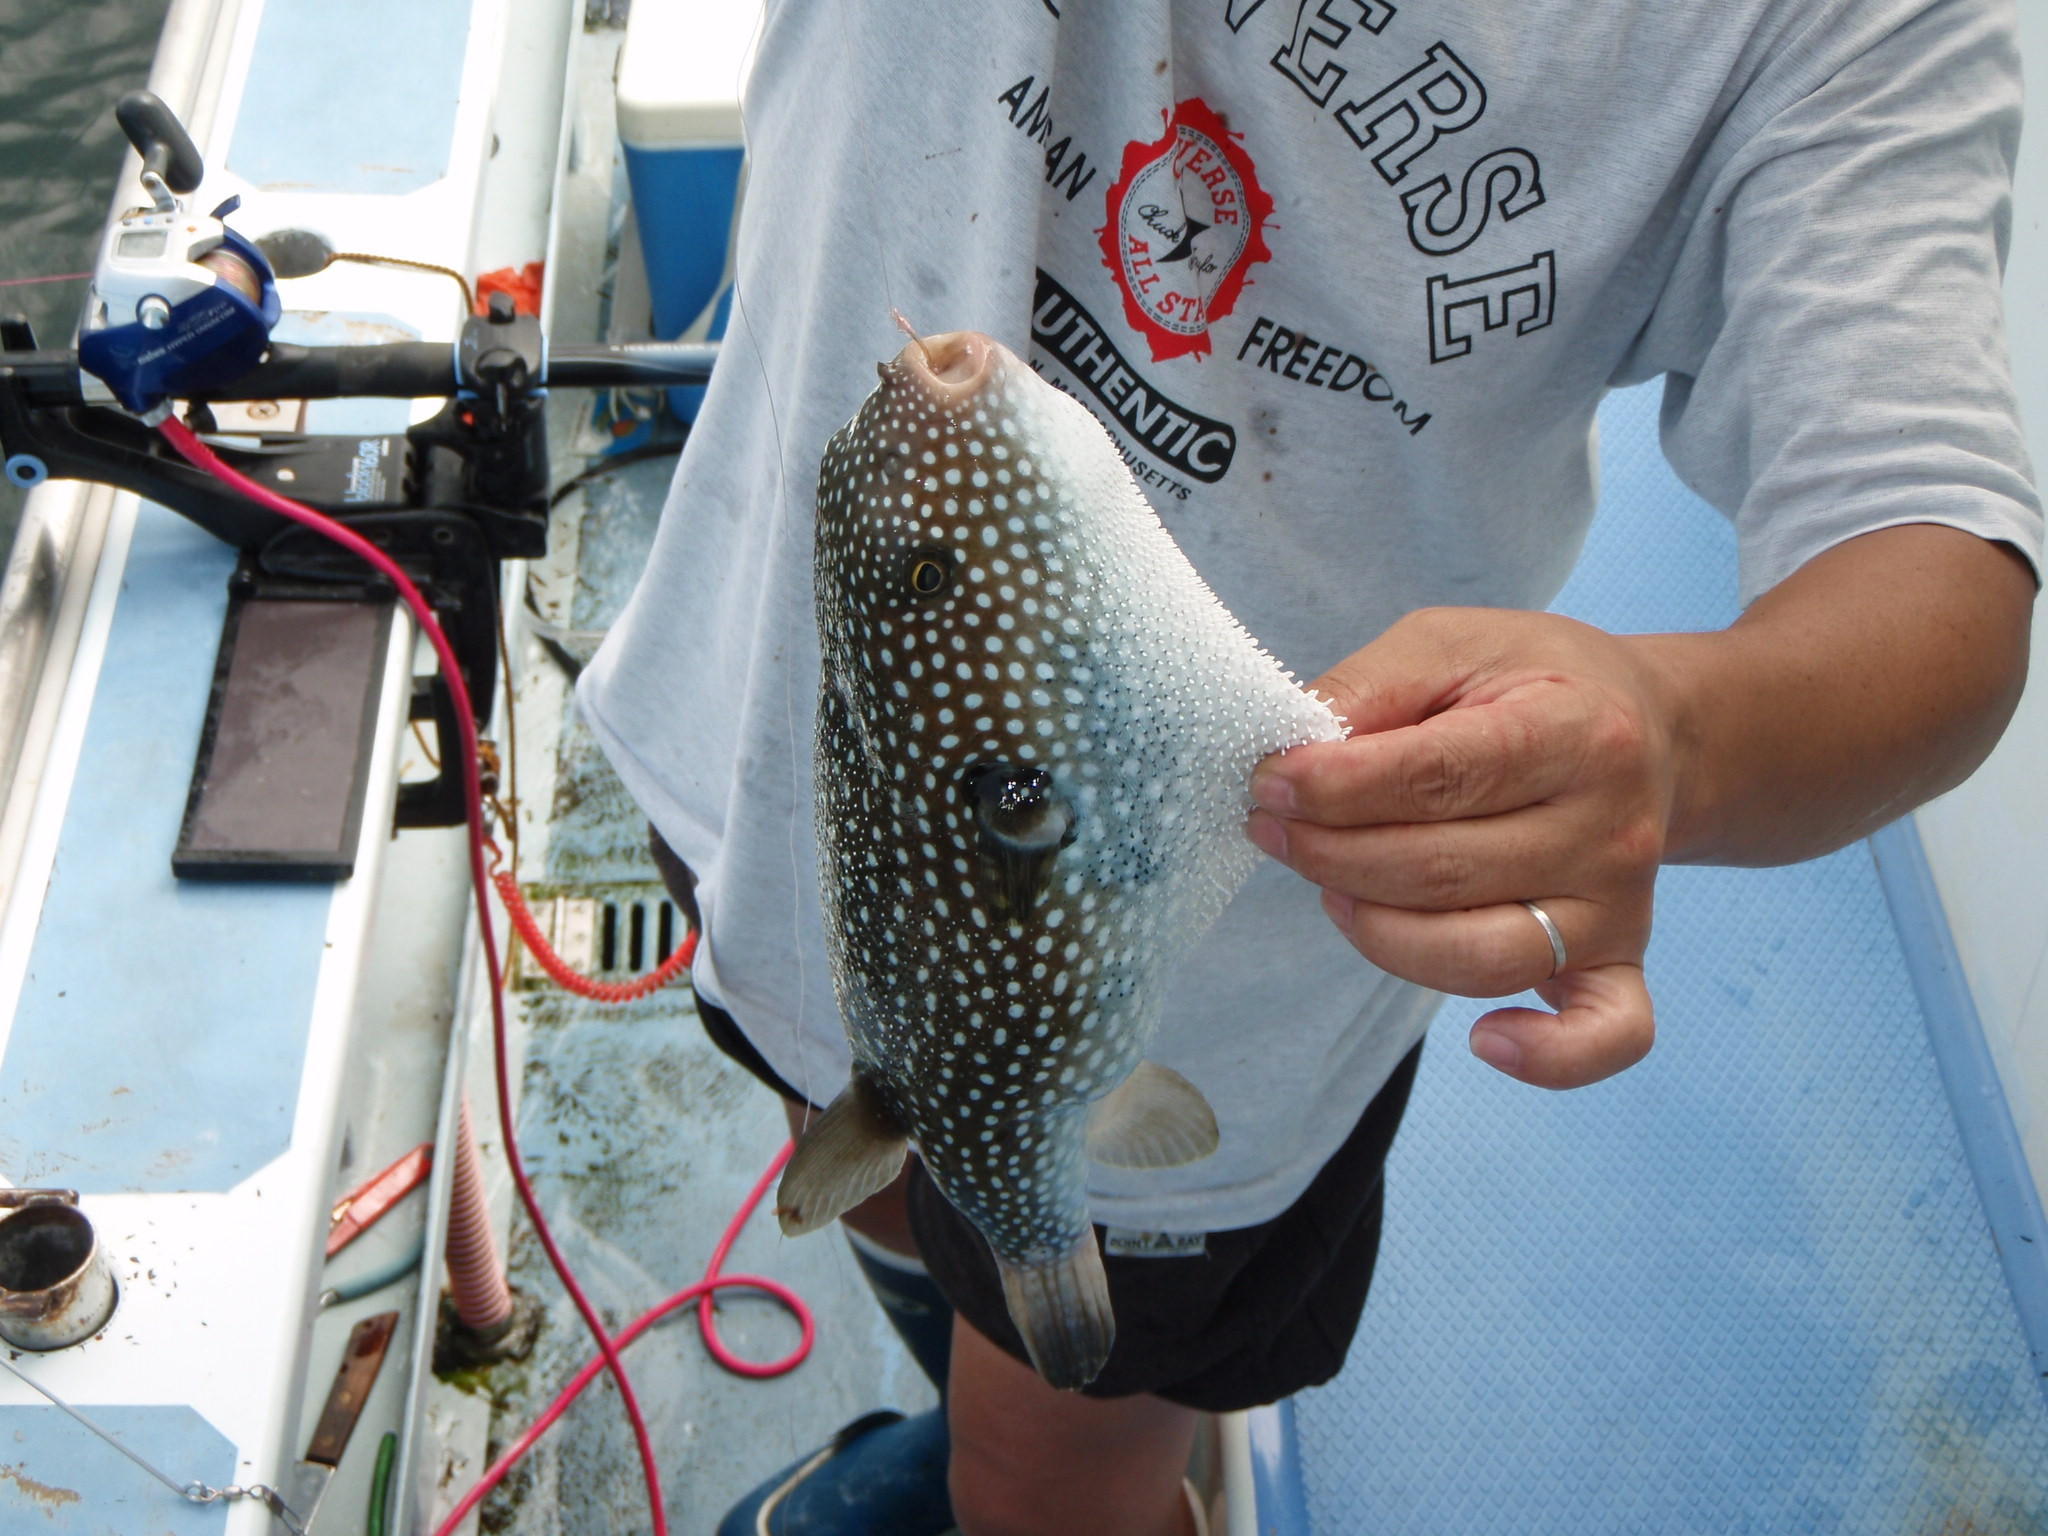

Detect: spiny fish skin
[797, 329, 1343, 1387]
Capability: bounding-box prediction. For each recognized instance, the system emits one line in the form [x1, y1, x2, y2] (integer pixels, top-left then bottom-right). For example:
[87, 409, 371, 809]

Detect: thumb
[1309, 608, 1488, 735]
[1466, 964, 1656, 1089]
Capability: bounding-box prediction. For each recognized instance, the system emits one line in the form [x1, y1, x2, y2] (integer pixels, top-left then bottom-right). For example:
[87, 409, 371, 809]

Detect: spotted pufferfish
[777, 326, 1345, 1390]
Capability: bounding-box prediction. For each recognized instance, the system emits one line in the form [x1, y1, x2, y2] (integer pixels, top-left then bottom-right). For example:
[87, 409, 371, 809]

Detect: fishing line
[719, 268, 812, 1110]
[731, 19, 962, 1423]
[894, 307, 934, 367]
[725, 25, 849, 1470]
[739, 0, 918, 1121]
[733, 0, 829, 1121]
[831, 0, 906, 320]
[0, 270, 90, 288]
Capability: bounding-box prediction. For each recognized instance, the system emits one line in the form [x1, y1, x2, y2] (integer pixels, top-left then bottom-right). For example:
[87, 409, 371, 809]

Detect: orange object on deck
[475, 261, 544, 316]
[327, 1142, 434, 1257]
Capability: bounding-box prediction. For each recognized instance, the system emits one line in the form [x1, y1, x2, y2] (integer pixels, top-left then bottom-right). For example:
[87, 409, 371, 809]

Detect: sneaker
[714, 1407, 954, 1536]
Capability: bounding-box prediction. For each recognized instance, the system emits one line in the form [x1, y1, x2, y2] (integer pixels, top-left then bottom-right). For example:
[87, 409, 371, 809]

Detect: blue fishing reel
[75, 92, 280, 416]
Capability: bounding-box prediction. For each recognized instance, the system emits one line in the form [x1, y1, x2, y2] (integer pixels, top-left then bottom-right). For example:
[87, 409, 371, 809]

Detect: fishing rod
[0, 90, 715, 832]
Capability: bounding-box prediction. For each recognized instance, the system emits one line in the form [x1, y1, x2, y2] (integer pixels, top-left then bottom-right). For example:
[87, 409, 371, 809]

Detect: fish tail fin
[776, 1076, 910, 1236]
[996, 1233, 1114, 1391]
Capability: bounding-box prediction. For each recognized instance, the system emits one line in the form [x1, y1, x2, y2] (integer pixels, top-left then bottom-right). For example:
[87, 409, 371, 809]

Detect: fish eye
[904, 545, 955, 600]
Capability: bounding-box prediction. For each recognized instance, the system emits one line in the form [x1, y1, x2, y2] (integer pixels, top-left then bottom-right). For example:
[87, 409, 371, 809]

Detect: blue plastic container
[615, 1, 759, 420]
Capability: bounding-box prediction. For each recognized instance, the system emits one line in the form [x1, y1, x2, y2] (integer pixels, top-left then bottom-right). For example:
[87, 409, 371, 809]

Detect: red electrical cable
[434, 1141, 813, 1533]
[156, 417, 671, 1536]
[694, 1143, 808, 1380]
[493, 868, 698, 1002]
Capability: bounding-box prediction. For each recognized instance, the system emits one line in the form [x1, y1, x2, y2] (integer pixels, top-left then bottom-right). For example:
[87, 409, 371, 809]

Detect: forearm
[1640, 523, 2036, 868]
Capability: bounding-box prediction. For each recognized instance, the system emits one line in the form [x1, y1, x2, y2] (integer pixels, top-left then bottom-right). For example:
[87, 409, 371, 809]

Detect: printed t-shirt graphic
[1099, 98, 1275, 362]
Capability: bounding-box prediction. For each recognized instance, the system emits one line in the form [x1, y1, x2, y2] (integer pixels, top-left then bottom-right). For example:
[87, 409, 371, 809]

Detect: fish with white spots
[778, 323, 1345, 1389]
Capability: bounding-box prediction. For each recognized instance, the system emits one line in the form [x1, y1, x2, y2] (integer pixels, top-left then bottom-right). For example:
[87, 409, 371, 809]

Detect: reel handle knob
[115, 91, 204, 195]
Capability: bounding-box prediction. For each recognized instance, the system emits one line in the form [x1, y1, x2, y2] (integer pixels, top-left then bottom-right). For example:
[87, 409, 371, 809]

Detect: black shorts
[651, 828, 1422, 1412]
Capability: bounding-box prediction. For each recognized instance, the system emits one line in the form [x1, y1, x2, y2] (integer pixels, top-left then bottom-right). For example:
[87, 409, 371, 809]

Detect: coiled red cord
[492, 867, 698, 1002]
[433, 1140, 814, 1532]
[156, 417, 672, 1536]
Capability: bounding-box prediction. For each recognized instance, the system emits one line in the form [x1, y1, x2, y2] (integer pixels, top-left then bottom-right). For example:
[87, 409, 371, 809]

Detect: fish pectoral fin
[964, 762, 1074, 915]
[1084, 1061, 1220, 1170]
[775, 1077, 911, 1237]
[996, 1234, 1114, 1391]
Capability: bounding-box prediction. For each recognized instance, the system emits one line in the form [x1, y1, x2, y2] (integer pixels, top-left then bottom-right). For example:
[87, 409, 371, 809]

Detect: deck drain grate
[508, 884, 685, 990]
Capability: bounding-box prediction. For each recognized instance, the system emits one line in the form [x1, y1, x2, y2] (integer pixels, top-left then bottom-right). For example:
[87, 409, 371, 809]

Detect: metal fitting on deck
[0, 1191, 119, 1350]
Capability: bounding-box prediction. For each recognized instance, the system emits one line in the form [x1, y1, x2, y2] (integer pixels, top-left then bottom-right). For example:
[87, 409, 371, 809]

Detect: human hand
[1246, 607, 1687, 1090]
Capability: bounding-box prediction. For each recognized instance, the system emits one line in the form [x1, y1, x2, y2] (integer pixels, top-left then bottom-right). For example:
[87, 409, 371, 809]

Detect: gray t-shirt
[579, 0, 2042, 1234]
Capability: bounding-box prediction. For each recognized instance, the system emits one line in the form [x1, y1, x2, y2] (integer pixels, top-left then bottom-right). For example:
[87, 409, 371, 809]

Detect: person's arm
[1647, 524, 2033, 863]
[1245, 521, 2034, 1091]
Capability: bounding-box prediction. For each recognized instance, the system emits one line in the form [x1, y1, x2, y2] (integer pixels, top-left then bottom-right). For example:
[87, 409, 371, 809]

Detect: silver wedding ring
[1521, 900, 1567, 979]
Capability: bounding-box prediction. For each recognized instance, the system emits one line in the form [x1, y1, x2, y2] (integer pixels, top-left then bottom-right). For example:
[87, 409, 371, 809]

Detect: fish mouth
[893, 328, 996, 408]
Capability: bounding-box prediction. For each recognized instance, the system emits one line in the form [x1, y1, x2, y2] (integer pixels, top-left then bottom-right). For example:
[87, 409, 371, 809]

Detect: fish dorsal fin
[1085, 1062, 1220, 1170]
[776, 1075, 911, 1236]
[964, 762, 1075, 916]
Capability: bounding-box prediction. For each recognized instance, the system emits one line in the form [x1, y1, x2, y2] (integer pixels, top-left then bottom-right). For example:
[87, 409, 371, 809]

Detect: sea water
[0, 0, 169, 547]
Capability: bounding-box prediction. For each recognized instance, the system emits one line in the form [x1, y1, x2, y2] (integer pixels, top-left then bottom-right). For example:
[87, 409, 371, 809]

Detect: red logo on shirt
[1098, 99, 1274, 363]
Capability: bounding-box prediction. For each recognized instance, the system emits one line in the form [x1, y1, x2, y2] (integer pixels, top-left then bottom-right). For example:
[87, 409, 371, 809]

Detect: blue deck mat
[1291, 383, 2048, 1533]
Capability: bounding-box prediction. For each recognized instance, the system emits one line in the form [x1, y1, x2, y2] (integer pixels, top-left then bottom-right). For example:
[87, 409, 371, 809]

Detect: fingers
[1307, 605, 1497, 735]
[1253, 803, 1652, 912]
[1255, 684, 1595, 827]
[1271, 607, 1673, 1091]
[1316, 888, 1658, 1089]
[1320, 890, 1629, 997]
[1466, 965, 1656, 1089]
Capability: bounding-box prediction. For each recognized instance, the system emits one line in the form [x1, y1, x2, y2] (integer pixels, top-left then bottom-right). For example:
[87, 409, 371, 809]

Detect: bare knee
[946, 1316, 1198, 1536]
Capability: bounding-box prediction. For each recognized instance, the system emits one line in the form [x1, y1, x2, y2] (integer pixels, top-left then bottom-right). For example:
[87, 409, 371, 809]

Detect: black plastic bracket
[0, 300, 598, 851]
[397, 675, 469, 831]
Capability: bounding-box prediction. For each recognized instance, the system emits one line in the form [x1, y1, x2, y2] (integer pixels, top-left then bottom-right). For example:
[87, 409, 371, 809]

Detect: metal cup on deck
[0, 1191, 119, 1351]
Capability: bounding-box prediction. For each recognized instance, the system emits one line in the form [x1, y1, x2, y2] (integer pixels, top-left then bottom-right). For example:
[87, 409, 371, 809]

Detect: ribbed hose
[445, 1097, 513, 1334]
